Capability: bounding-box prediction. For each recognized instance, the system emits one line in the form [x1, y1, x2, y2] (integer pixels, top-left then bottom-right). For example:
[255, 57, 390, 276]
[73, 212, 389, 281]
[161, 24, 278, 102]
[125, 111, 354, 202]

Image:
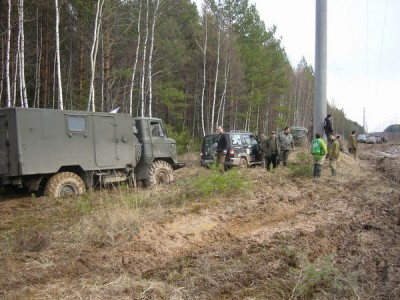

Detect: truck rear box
[0, 107, 136, 179]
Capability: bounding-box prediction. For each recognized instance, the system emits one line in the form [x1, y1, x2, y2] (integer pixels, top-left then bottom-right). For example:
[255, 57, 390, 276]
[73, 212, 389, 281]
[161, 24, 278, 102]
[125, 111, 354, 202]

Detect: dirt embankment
[0, 143, 399, 299]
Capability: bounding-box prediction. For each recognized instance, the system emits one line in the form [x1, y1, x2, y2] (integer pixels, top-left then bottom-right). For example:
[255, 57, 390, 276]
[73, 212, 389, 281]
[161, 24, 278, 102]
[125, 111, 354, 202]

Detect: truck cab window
[150, 122, 165, 137]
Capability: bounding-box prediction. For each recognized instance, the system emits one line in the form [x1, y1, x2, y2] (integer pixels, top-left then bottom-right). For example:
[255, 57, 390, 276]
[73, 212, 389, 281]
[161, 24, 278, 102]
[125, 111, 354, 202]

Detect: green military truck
[0, 107, 185, 197]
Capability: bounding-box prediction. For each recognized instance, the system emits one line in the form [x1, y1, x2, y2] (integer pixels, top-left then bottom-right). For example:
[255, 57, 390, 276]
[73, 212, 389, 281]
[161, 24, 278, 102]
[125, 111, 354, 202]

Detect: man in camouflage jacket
[278, 127, 295, 168]
[327, 134, 340, 176]
[347, 130, 357, 160]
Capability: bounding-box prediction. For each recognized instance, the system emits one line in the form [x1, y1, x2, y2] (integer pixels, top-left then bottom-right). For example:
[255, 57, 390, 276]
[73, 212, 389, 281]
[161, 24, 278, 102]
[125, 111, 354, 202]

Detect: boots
[331, 169, 336, 176]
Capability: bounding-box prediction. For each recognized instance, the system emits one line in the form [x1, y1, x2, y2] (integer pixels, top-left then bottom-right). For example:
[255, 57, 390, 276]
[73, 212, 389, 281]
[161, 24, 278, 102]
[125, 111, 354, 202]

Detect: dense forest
[0, 0, 363, 142]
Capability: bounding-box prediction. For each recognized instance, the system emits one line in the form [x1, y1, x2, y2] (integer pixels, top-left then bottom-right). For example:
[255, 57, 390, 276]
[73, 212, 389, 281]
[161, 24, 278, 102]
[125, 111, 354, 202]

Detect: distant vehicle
[290, 126, 308, 146]
[366, 136, 377, 144]
[375, 136, 383, 144]
[357, 134, 367, 143]
[201, 131, 263, 168]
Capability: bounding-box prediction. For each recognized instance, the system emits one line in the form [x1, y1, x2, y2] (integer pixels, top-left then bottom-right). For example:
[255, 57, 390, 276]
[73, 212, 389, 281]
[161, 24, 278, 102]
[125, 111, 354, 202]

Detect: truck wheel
[147, 161, 174, 186]
[239, 157, 248, 168]
[44, 172, 86, 197]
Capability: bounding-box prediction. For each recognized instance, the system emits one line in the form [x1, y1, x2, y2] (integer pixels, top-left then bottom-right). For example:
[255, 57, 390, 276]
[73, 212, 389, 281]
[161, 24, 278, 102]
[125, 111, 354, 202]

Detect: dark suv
[200, 131, 263, 168]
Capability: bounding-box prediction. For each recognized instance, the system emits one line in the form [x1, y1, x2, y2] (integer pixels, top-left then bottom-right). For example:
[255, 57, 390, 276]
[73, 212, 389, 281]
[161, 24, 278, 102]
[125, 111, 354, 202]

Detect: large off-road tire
[147, 161, 174, 186]
[44, 172, 86, 198]
[239, 157, 248, 168]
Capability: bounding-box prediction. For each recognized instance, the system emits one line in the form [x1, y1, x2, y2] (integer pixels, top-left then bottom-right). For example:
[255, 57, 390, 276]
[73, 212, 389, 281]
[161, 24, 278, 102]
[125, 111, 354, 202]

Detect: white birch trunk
[18, 0, 28, 107]
[101, 39, 104, 111]
[88, 0, 104, 112]
[129, 0, 142, 115]
[147, 0, 161, 118]
[140, 0, 150, 117]
[200, 13, 208, 136]
[211, 25, 221, 131]
[12, 52, 18, 107]
[34, 8, 42, 108]
[217, 41, 231, 127]
[6, 0, 12, 107]
[54, 0, 63, 109]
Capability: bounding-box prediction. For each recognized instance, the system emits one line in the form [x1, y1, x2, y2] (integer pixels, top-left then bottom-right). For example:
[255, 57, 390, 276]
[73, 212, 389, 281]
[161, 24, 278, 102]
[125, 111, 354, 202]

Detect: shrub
[290, 151, 313, 178]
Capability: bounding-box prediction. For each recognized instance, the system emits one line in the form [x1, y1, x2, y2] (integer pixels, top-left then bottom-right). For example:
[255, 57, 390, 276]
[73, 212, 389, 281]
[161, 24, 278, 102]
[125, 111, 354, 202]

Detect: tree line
[0, 0, 363, 142]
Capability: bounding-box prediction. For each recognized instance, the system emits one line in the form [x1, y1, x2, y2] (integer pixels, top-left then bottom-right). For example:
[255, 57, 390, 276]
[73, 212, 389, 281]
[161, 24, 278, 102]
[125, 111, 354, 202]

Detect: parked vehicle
[0, 108, 185, 197]
[201, 131, 263, 168]
[375, 136, 383, 144]
[357, 134, 367, 143]
[290, 126, 308, 146]
[366, 136, 377, 144]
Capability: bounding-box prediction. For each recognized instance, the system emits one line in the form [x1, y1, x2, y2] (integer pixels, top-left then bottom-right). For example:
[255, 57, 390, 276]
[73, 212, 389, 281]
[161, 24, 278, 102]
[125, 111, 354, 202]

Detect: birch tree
[211, 21, 221, 131]
[88, 0, 105, 112]
[200, 11, 208, 136]
[5, 0, 12, 107]
[147, 0, 161, 118]
[54, 0, 63, 109]
[140, 0, 150, 117]
[129, 0, 142, 115]
[18, 0, 28, 107]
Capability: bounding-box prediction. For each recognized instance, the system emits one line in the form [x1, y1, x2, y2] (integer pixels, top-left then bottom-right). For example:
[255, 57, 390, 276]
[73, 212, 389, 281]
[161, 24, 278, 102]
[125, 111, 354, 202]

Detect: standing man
[336, 134, 344, 152]
[323, 114, 333, 138]
[311, 133, 327, 178]
[347, 130, 357, 160]
[327, 134, 340, 176]
[265, 131, 280, 172]
[215, 125, 229, 173]
[278, 127, 295, 168]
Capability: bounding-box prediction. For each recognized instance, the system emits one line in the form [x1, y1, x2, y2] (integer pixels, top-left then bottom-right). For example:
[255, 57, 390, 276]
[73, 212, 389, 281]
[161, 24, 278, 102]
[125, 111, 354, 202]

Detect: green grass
[289, 151, 313, 178]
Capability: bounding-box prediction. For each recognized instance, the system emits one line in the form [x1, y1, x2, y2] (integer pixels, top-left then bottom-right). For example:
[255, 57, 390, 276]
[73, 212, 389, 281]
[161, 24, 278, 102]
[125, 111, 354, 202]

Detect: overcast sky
[194, 0, 400, 132]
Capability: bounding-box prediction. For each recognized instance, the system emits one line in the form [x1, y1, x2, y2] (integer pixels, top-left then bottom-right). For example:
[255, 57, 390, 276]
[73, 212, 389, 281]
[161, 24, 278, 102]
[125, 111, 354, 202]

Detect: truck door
[0, 114, 9, 175]
[149, 121, 173, 157]
[93, 115, 118, 167]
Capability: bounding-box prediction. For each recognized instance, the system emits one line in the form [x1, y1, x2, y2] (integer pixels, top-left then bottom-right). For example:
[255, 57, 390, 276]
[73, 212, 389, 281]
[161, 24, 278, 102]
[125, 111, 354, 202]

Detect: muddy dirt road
[0, 143, 399, 299]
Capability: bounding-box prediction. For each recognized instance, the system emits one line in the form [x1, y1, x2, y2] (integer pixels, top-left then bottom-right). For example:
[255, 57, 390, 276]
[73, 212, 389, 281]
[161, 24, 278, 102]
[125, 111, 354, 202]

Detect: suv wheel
[239, 157, 248, 168]
[44, 172, 86, 197]
[147, 161, 174, 186]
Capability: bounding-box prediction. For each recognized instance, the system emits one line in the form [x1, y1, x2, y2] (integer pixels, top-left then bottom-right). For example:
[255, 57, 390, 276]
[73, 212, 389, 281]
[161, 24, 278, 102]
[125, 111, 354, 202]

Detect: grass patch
[189, 166, 251, 198]
[286, 253, 358, 299]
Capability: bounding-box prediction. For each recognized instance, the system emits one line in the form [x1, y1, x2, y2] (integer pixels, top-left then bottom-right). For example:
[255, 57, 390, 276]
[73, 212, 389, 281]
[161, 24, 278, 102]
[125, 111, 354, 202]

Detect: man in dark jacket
[323, 114, 333, 138]
[215, 126, 229, 173]
[265, 131, 281, 171]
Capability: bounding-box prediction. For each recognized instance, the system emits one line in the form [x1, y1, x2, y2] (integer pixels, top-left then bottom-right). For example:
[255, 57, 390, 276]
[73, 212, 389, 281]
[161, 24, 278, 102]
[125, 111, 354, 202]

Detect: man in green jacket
[327, 134, 340, 176]
[311, 133, 327, 178]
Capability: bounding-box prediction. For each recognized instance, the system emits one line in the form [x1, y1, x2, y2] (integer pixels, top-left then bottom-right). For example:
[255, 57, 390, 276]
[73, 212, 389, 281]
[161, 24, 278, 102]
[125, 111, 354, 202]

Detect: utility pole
[363, 107, 366, 132]
[314, 0, 327, 138]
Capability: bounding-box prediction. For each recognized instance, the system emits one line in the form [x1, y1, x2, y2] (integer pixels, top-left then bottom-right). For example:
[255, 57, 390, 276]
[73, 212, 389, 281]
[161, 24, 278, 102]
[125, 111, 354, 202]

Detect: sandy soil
[0, 143, 399, 299]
